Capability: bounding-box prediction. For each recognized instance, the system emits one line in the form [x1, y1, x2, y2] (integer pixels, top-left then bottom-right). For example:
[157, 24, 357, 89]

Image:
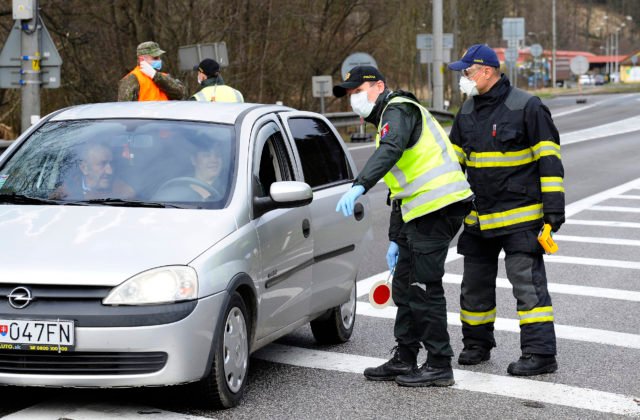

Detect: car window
[0, 119, 235, 209]
[253, 122, 293, 197]
[287, 117, 351, 188]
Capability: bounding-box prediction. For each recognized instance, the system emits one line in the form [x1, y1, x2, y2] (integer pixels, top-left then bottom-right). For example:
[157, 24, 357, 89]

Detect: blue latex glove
[386, 241, 399, 271]
[335, 185, 365, 217]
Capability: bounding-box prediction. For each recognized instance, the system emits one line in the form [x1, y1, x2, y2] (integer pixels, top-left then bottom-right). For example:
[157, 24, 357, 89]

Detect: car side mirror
[253, 181, 313, 218]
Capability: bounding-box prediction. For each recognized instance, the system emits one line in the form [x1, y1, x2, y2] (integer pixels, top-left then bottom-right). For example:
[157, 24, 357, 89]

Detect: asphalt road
[2, 92, 640, 419]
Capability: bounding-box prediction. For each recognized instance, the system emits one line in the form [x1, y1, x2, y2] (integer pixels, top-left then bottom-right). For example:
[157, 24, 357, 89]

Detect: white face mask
[350, 90, 375, 118]
[459, 76, 479, 97]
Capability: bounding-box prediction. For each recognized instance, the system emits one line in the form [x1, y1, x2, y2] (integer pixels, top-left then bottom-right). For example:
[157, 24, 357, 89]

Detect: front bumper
[0, 291, 226, 387]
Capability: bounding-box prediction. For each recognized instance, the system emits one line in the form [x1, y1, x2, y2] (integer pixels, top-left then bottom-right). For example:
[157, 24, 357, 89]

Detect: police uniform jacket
[450, 75, 564, 238]
[355, 89, 472, 242]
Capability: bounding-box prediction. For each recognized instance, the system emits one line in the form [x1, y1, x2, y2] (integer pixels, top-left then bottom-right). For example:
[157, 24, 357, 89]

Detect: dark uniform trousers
[457, 229, 557, 355]
[392, 200, 470, 368]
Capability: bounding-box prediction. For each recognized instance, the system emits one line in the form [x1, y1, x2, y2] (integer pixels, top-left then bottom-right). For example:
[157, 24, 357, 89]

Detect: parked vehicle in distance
[578, 74, 595, 85]
[0, 102, 372, 408]
[594, 74, 605, 85]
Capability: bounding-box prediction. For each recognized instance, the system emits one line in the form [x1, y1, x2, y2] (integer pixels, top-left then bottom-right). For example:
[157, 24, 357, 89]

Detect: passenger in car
[50, 142, 135, 200]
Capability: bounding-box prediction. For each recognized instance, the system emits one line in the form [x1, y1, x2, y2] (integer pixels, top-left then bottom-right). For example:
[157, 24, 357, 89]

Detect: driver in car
[188, 140, 224, 200]
[51, 142, 135, 200]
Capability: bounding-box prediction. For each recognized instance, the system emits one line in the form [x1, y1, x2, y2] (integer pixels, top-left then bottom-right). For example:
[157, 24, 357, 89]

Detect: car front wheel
[193, 292, 250, 409]
[310, 279, 356, 344]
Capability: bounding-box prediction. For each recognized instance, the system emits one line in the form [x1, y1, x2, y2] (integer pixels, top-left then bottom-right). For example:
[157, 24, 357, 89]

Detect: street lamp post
[552, 0, 557, 88]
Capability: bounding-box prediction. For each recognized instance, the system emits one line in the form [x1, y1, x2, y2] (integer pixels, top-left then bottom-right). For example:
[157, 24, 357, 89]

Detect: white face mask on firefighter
[459, 76, 479, 97]
[350, 90, 375, 118]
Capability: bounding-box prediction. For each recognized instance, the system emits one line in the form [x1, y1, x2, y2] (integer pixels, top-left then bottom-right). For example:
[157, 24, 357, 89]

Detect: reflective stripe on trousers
[518, 306, 554, 325]
[460, 307, 497, 326]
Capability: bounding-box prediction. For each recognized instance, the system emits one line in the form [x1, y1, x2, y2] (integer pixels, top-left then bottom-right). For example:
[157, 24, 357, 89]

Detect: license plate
[0, 319, 75, 352]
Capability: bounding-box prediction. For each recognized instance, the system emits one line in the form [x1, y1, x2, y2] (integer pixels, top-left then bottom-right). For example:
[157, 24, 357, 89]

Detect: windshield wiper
[0, 193, 69, 205]
[83, 198, 183, 208]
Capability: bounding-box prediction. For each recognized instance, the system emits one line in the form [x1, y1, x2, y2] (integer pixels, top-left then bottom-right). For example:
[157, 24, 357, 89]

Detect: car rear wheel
[310, 279, 356, 344]
[193, 292, 250, 409]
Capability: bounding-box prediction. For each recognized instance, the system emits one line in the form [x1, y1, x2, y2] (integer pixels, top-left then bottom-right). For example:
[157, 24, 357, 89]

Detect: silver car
[0, 102, 372, 408]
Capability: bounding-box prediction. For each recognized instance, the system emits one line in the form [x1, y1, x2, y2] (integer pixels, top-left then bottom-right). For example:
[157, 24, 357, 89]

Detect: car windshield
[0, 119, 235, 209]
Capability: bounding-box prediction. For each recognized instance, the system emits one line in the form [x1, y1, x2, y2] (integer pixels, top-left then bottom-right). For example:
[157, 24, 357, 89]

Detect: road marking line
[439, 179, 640, 265]
[357, 273, 640, 302]
[542, 254, 640, 270]
[554, 234, 640, 247]
[254, 344, 640, 417]
[565, 177, 640, 217]
[356, 302, 640, 349]
[562, 114, 640, 145]
[565, 219, 640, 229]
[614, 194, 640, 200]
[1, 402, 207, 420]
[590, 205, 640, 213]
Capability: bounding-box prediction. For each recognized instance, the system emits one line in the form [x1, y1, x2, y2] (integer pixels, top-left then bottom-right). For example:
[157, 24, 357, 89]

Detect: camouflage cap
[136, 41, 166, 57]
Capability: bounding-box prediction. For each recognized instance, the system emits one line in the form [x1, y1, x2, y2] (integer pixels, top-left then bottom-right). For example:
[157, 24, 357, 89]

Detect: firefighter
[333, 66, 473, 387]
[448, 44, 565, 376]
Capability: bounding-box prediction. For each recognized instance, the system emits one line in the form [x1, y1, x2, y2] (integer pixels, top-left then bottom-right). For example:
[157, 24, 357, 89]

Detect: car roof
[48, 101, 293, 125]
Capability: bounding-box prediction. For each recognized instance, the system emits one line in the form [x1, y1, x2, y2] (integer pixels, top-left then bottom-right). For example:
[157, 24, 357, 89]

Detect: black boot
[507, 353, 558, 376]
[458, 345, 491, 365]
[363, 348, 416, 381]
[395, 365, 455, 387]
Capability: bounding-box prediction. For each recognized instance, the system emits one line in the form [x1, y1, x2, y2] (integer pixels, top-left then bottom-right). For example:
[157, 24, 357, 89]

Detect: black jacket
[450, 75, 564, 237]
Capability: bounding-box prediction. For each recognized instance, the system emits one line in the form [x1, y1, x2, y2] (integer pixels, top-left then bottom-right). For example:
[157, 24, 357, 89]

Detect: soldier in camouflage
[118, 41, 186, 101]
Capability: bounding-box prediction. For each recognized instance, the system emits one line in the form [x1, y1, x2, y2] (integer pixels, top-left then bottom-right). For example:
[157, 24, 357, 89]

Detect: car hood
[0, 206, 237, 286]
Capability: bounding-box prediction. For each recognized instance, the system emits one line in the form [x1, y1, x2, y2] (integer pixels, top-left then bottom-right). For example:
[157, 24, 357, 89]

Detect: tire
[310, 279, 356, 344]
[192, 292, 250, 409]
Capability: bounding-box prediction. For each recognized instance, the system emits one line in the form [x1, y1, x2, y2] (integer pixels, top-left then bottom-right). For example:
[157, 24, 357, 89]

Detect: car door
[250, 118, 314, 339]
[279, 112, 372, 314]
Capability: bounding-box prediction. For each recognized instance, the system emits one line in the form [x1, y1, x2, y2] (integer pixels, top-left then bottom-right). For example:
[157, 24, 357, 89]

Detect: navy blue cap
[448, 44, 500, 71]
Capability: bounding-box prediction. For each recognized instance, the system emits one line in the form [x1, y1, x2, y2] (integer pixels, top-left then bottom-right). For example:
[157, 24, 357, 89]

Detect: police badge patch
[380, 122, 390, 139]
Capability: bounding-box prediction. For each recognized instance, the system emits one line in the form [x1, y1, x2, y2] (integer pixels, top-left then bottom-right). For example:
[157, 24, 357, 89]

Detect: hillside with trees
[0, 0, 637, 136]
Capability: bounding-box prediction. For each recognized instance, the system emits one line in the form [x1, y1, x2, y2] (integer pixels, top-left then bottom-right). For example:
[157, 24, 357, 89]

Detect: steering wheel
[155, 177, 222, 201]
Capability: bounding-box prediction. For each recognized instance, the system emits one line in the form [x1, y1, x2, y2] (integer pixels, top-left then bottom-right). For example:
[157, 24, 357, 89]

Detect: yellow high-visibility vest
[192, 85, 244, 103]
[376, 96, 472, 222]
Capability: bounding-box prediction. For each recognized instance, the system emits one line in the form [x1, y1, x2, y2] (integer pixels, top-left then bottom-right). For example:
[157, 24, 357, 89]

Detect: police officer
[333, 66, 473, 387]
[447, 44, 565, 376]
[118, 41, 186, 102]
[189, 59, 244, 103]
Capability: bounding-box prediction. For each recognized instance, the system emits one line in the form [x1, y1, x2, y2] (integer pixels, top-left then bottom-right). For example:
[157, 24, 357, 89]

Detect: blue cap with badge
[448, 44, 500, 71]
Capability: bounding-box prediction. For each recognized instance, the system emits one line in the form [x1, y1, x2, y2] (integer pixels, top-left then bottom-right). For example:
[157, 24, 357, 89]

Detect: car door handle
[302, 218, 311, 238]
[354, 202, 365, 221]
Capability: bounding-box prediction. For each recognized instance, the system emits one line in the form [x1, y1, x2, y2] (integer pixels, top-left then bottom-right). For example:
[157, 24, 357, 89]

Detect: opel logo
[7, 286, 33, 309]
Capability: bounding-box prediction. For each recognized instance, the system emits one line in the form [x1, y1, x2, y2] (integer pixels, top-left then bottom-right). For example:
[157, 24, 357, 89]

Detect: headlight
[103, 266, 198, 305]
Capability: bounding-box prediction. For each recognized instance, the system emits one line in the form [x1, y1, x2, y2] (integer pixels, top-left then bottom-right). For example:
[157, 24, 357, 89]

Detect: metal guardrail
[0, 140, 13, 153]
[325, 108, 455, 128]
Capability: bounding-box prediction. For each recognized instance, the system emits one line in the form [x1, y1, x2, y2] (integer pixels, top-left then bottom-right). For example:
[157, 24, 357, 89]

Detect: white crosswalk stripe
[254, 344, 640, 417]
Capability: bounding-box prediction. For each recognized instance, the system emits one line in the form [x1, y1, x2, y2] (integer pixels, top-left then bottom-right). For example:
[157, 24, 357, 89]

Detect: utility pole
[450, 0, 459, 106]
[552, 0, 557, 88]
[20, 0, 40, 133]
[432, 0, 443, 110]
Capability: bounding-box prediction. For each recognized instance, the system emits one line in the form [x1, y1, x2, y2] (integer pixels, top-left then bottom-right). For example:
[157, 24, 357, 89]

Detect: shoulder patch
[380, 122, 390, 139]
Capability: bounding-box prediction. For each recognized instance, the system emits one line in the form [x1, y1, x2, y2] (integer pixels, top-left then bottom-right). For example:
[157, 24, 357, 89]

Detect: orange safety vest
[128, 66, 169, 101]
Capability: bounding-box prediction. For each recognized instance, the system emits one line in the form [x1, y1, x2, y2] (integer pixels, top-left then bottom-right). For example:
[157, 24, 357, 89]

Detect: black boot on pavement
[395, 365, 455, 387]
[458, 345, 491, 365]
[507, 353, 558, 376]
[363, 348, 416, 381]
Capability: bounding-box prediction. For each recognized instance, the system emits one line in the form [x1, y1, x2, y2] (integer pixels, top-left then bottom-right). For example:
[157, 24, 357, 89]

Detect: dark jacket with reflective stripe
[450, 75, 564, 237]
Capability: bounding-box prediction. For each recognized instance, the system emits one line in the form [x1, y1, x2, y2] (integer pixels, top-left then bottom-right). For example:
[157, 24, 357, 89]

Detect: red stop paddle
[369, 267, 394, 309]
